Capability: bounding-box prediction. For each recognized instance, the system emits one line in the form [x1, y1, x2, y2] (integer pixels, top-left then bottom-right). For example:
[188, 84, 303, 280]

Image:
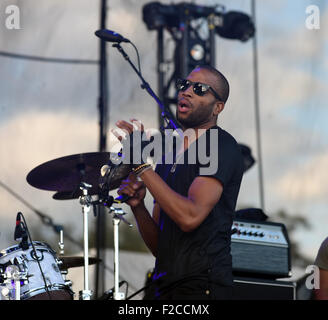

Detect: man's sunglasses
[176, 78, 223, 101]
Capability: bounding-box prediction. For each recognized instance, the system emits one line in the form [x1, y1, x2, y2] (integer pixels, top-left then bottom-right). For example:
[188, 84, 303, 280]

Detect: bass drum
[0, 241, 73, 300]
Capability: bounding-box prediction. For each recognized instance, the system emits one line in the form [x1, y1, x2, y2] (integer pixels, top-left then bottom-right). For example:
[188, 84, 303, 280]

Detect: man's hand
[117, 172, 146, 208]
[112, 119, 148, 168]
[113, 119, 144, 137]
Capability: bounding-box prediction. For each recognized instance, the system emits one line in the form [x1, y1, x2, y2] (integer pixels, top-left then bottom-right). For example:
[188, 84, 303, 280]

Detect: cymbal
[58, 256, 101, 269]
[26, 152, 132, 199]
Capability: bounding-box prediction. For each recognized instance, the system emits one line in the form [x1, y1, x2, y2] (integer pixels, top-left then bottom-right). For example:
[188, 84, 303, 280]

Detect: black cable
[126, 283, 151, 300]
[0, 51, 98, 65]
[0, 179, 81, 248]
[19, 212, 52, 300]
[129, 41, 142, 75]
[124, 280, 129, 298]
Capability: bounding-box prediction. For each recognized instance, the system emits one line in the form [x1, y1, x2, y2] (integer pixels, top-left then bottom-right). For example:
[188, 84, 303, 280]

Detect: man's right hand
[117, 172, 146, 208]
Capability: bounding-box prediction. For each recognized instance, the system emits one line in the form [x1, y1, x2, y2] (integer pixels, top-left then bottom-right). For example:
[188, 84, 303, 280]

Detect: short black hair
[196, 65, 230, 103]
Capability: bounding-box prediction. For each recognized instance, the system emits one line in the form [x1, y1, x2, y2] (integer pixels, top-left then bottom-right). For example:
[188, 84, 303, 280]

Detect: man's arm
[118, 172, 160, 257]
[131, 202, 160, 257]
[139, 169, 223, 232]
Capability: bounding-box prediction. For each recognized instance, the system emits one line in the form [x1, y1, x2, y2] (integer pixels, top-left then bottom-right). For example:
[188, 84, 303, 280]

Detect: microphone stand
[112, 43, 181, 136]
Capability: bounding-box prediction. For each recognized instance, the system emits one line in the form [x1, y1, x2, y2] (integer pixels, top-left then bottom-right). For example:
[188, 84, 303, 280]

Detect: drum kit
[0, 152, 134, 300]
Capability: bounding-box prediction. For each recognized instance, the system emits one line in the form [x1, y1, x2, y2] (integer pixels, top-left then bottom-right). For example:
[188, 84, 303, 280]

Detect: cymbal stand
[79, 182, 93, 300]
[108, 206, 132, 300]
[58, 229, 65, 256]
[57, 229, 70, 283]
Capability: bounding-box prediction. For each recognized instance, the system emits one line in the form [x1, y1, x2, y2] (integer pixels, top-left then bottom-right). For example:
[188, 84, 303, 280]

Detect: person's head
[176, 65, 230, 129]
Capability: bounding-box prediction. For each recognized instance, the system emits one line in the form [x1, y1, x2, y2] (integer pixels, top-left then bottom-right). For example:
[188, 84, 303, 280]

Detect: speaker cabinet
[233, 276, 296, 300]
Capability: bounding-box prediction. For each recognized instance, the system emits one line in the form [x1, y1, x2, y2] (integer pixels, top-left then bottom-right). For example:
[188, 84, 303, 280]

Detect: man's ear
[214, 101, 225, 116]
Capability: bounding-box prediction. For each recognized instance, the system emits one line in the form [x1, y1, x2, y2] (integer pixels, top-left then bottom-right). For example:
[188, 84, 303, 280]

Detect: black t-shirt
[153, 126, 244, 288]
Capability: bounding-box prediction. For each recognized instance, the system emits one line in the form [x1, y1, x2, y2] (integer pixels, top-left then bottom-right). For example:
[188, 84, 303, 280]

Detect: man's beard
[176, 103, 214, 129]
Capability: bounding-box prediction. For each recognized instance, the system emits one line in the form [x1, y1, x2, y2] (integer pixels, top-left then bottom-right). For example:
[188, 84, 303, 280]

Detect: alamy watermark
[110, 128, 220, 175]
[305, 265, 320, 290]
[305, 5, 320, 30]
[3, 4, 321, 31]
[4, 5, 21, 29]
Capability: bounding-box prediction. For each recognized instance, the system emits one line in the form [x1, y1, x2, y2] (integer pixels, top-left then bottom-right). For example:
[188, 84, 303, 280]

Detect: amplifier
[231, 219, 291, 278]
[233, 276, 296, 300]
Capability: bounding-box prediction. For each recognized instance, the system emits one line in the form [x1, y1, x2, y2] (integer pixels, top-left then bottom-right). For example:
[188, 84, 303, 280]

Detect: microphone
[14, 212, 23, 241]
[14, 212, 29, 250]
[95, 29, 130, 43]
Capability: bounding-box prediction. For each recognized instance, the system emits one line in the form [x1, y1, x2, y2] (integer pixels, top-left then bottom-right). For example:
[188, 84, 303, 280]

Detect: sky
[0, 0, 327, 277]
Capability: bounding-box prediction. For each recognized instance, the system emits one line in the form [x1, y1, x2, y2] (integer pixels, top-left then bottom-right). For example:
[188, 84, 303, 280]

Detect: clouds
[0, 110, 98, 243]
[0, 110, 98, 167]
[274, 151, 328, 201]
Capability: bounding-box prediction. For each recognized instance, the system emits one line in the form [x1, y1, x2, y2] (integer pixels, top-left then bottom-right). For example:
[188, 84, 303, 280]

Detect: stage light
[142, 2, 180, 30]
[215, 11, 255, 42]
[190, 43, 205, 61]
[142, 2, 255, 42]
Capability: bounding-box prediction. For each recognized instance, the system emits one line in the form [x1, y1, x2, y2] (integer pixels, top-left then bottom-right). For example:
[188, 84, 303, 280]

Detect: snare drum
[0, 241, 73, 300]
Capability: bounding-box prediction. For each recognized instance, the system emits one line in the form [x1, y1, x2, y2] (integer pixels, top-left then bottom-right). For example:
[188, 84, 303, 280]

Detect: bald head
[195, 65, 230, 104]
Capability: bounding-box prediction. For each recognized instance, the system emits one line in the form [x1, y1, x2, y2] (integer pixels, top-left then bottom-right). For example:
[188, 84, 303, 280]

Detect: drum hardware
[96, 162, 134, 300]
[109, 206, 132, 300]
[98, 280, 128, 300]
[57, 230, 68, 283]
[78, 182, 93, 300]
[0, 241, 74, 300]
[26, 153, 135, 300]
[56, 227, 100, 287]
[1, 265, 28, 300]
[56, 223, 100, 295]
[60, 268, 68, 282]
[64, 278, 73, 288]
[58, 265, 83, 289]
[58, 229, 65, 256]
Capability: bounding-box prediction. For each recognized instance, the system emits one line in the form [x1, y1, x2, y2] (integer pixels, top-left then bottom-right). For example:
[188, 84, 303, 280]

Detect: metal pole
[79, 185, 93, 300]
[251, 0, 265, 211]
[14, 280, 20, 300]
[181, 21, 189, 78]
[95, 0, 109, 298]
[113, 217, 124, 300]
[157, 27, 164, 130]
[82, 195, 91, 300]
